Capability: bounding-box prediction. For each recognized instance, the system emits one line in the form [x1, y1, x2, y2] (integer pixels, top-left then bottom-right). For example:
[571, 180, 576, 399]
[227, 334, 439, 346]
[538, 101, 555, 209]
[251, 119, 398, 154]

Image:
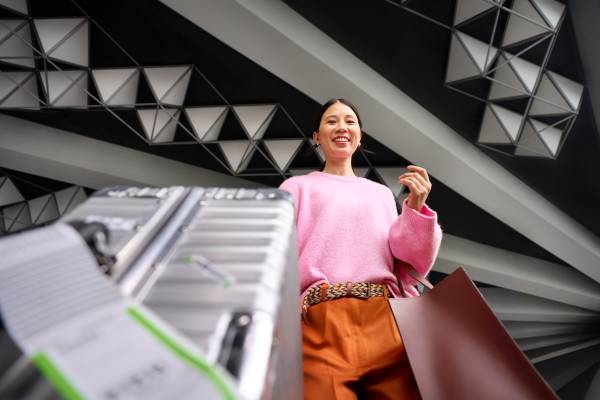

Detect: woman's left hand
[398, 165, 432, 211]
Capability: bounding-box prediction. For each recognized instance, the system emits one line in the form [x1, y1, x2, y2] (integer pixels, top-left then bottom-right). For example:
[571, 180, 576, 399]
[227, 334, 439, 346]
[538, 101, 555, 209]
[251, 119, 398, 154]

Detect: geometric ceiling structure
[262, 139, 303, 171]
[445, 31, 498, 83]
[0, 19, 35, 68]
[445, 0, 583, 159]
[184, 105, 228, 141]
[0, 1, 321, 180]
[143, 65, 192, 106]
[0, 175, 24, 206]
[0, 170, 88, 234]
[136, 107, 180, 143]
[218, 139, 255, 173]
[33, 18, 89, 67]
[479, 103, 523, 144]
[0, 71, 39, 108]
[91, 68, 139, 106]
[0, 0, 27, 16]
[233, 104, 277, 139]
[515, 117, 564, 158]
[39, 70, 88, 108]
[488, 52, 539, 100]
[2, 0, 600, 397]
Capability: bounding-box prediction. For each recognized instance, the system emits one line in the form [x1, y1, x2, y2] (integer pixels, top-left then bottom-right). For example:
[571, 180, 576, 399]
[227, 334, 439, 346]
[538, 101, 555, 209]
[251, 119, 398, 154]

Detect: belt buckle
[366, 283, 371, 298]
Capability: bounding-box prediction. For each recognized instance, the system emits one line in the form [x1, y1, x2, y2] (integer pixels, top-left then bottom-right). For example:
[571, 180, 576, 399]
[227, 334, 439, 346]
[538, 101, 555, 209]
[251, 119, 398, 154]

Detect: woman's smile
[314, 101, 362, 161]
[333, 135, 351, 146]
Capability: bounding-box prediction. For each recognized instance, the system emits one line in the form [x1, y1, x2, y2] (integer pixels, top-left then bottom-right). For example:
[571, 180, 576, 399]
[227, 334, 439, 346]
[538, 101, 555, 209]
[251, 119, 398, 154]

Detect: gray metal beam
[435, 235, 600, 311]
[518, 333, 598, 351]
[529, 339, 600, 364]
[503, 321, 593, 339]
[480, 287, 600, 323]
[159, 0, 600, 283]
[0, 114, 261, 189]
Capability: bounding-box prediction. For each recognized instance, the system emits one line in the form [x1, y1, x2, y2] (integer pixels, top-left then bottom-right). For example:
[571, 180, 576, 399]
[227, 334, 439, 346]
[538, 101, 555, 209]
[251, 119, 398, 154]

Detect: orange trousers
[302, 296, 421, 399]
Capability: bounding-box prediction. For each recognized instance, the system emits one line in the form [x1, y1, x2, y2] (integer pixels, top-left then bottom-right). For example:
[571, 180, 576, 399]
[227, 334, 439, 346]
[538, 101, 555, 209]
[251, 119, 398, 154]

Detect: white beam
[480, 287, 600, 323]
[503, 321, 592, 339]
[0, 113, 261, 189]
[517, 333, 598, 351]
[529, 339, 600, 364]
[158, 0, 600, 283]
[435, 235, 600, 311]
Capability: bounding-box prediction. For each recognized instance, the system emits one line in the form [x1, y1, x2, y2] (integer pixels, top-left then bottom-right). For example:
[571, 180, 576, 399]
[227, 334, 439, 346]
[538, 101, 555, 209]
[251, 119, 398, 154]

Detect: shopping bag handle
[396, 260, 434, 294]
[405, 264, 434, 290]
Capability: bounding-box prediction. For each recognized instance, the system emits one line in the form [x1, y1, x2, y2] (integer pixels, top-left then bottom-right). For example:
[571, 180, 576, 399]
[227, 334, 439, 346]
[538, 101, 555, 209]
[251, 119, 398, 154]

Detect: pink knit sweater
[279, 171, 442, 302]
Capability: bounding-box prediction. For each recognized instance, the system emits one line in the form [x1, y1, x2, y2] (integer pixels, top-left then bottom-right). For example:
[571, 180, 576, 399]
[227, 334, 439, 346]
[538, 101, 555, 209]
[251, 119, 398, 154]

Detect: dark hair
[313, 98, 363, 133]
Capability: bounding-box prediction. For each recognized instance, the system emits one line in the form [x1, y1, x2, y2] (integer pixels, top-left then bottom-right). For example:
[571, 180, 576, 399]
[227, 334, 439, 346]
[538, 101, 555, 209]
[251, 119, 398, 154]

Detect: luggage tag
[0, 223, 239, 400]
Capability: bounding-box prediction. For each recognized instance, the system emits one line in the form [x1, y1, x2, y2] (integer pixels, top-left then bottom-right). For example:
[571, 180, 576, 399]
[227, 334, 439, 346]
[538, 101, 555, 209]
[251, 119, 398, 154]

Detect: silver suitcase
[1, 186, 302, 400]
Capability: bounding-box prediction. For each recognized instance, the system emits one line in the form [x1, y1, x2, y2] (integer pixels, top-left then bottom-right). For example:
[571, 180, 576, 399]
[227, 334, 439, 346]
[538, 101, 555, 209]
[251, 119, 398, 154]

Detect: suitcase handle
[217, 312, 253, 378]
[66, 220, 116, 275]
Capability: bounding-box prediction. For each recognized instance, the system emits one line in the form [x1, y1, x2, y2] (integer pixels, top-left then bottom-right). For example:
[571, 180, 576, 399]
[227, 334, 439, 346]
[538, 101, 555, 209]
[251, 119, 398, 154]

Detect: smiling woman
[279, 98, 442, 399]
[312, 98, 363, 174]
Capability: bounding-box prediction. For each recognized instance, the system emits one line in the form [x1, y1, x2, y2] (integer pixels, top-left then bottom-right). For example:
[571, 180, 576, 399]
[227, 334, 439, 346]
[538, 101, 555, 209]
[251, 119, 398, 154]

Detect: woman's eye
[346, 120, 356, 124]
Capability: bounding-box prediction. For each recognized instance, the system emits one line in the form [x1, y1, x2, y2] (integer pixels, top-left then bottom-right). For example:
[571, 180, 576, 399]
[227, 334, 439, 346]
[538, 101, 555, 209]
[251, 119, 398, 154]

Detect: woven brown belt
[303, 282, 388, 312]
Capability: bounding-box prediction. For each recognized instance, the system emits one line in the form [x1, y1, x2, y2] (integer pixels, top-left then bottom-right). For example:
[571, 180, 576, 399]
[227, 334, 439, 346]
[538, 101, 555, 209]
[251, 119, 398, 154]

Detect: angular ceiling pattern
[445, 0, 584, 159]
[0, 1, 414, 205]
[1, 0, 600, 397]
[0, 170, 87, 233]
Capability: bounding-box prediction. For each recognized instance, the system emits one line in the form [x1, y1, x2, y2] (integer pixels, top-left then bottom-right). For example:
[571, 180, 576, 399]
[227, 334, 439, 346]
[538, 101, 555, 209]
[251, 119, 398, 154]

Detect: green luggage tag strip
[31, 307, 236, 400]
[32, 352, 84, 400]
[127, 307, 236, 400]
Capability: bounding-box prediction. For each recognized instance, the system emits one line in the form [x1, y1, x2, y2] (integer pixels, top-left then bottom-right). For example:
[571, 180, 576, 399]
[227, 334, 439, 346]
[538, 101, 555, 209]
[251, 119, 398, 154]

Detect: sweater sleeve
[388, 198, 442, 277]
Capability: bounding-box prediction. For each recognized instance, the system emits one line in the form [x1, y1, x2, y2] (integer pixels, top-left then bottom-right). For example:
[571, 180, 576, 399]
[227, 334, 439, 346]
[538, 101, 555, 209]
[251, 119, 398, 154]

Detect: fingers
[398, 172, 431, 192]
[399, 165, 431, 191]
[400, 172, 429, 189]
[397, 166, 432, 211]
[406, 165, 430, 184]
[400, 175, 427, 195]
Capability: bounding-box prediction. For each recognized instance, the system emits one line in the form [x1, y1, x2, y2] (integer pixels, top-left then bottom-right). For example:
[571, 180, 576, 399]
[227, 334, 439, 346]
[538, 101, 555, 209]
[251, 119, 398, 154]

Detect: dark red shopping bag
[389, 265, 558, 400]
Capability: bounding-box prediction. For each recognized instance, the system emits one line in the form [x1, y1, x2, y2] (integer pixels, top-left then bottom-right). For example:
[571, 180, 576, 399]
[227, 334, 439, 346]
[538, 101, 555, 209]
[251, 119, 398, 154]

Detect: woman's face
[313, 102, 362, 161]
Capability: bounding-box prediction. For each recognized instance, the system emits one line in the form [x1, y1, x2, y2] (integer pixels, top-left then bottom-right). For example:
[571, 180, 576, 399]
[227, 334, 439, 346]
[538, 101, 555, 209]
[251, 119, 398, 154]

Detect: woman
[279, 99, 442, 399]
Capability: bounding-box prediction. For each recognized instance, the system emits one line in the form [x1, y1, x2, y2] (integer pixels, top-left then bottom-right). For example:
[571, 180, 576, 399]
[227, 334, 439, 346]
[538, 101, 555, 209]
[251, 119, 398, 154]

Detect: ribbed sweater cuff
[402, 199, 438, 220]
